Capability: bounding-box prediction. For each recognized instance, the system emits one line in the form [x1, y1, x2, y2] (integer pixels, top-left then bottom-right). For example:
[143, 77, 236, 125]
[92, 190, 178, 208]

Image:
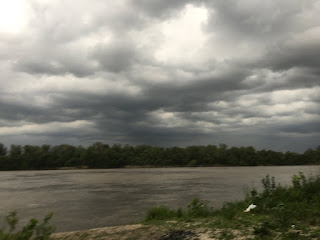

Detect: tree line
[0, 142, 319, 170]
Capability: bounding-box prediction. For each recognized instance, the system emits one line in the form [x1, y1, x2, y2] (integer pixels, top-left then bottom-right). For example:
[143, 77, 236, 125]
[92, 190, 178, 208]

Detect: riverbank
[52, 172, 320, 240]
[3, 172, 320, 239]
[50, 219, 319, 240]
[2, 163, 319, 171]
[51, 223, 239, 240]
[1, 166, 319, 232]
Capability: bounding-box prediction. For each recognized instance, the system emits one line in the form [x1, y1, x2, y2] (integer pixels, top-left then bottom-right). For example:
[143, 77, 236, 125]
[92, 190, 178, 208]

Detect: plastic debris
[244, 204, 257, 212]
[291, 224, 295, 229]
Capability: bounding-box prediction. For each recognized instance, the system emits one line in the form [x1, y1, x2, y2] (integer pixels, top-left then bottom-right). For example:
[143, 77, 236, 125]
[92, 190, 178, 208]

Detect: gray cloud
[131, 0, 202, 18]
[0, 0, 319, 152]
[91, 40, 137, 73]
[263, 39, 320, 72]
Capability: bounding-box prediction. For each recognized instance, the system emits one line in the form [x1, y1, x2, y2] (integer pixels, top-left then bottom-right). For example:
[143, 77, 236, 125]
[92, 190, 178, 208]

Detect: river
[0, 166, 319, 232]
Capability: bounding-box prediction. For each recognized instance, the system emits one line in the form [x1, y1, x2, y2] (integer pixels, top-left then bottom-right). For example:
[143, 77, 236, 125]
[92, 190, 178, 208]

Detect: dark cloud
[91, 41, 137, 73]
[0, 0, 319, 152]
[206, 0, 319, 40]
[280, 121, 320, 134]
[131, 0, 201, 18]
[263, 39, 320, 72]
[15, 60, 95, 77]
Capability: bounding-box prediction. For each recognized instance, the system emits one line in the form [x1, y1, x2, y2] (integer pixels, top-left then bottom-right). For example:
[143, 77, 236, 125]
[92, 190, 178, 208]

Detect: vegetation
[3, 173, 320, 239]
[143, 172, 320, 239]
[145, 198, 213, 222]
[0, 142, 319, 170]
[0, 211, 55, 240]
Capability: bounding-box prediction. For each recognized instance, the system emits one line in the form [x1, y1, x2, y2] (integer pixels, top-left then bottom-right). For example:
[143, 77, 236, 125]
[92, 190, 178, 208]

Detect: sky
[0, 0, 319, 152]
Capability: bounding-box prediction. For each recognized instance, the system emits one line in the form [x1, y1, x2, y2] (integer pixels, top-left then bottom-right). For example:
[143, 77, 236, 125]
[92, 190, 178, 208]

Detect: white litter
[244, 204, 257, 212]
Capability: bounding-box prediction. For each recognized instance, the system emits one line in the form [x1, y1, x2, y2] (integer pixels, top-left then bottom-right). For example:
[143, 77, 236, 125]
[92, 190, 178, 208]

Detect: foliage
[144, 198, 213, 221]
[0, 142, 319, 170]
[243, 172, 320, 228]
[186, 198, 212, 218]
[5, 211, 18, 232]
[0, 211, 55, 240]
[219, 201, 246, 220]
[144, 206, 177, 221]
[253, 221, 272, 237]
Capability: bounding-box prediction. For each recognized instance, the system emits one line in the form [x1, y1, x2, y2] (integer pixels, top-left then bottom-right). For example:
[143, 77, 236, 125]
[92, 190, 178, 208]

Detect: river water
[0, 166, 319, 232]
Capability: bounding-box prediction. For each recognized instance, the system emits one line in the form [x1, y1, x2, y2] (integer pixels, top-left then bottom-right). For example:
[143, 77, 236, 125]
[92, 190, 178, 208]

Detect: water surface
[0, 166, 318, 231]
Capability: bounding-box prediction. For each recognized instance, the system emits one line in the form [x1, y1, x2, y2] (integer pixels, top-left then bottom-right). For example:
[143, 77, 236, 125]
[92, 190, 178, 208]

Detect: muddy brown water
[0, 166, 319, 231]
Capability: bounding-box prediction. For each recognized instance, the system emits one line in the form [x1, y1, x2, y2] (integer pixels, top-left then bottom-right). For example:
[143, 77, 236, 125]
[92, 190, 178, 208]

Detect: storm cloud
[0, 0, 319, 152]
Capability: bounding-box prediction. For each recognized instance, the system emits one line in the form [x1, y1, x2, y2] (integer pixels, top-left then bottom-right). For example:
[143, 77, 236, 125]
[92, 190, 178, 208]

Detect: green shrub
[253, 221, 272, 237]
[219, 201, 247, 220]
[0, 211, 55, 240]
[144, 206, 177, 221]
[176, 208, 184, 218]
[186, 198, 213, 218]
[5, 211, 18, 232]
[272, 203, 290, 228]
[144, 198, 214, 222]
[240, 172, 320, 229]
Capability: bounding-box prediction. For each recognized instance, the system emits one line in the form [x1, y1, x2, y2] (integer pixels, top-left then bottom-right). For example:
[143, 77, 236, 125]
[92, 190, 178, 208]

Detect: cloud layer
[0, 0, 319, 152]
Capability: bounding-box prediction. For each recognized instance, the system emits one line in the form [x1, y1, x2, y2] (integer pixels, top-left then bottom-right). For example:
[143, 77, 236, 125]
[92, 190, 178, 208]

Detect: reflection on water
[0, 166, 319, 231]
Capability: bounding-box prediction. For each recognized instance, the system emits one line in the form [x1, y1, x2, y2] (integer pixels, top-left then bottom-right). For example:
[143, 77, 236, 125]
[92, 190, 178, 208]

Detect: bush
[219, 201, 245, 220]
[242, 172, 320, 228]
[0, 211, 55, 240]
[186, 198, 213, 218]
[144, 198, 214, 222]
[144, 206, 177, 221]
[253, 221, 272, 237]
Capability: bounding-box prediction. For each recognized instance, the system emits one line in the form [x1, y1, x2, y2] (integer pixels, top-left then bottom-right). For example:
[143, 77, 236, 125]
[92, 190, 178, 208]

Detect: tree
[8, 145, 23, 170]
[0, 143, 7, 156]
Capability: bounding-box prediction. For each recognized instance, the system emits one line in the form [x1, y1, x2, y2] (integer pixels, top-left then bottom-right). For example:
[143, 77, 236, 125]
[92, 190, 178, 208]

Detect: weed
[219, 201, 245, 220]
[144, 198, 214, 222]
[176, 208, 183, 218]
[186, 198, 212, 218]
[144, 206, 176, 221]
[5, 211, 18, 232]
[0, 211, 55, 240]
[253, 221, 271, 237]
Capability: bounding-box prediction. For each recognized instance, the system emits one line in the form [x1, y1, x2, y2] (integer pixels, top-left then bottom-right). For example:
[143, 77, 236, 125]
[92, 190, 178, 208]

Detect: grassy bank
[141, 172, 320, 239]
[2, 172, 320, 239]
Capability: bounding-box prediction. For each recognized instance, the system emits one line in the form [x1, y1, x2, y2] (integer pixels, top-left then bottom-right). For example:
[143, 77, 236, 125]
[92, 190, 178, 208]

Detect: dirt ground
[51, 223, 249, 240]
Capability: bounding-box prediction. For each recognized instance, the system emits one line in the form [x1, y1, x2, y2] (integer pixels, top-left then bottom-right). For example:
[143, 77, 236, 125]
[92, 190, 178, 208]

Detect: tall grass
[0, 211, 55, 240]
[245, 172, 320, 226]
[144, 197, 214, 221]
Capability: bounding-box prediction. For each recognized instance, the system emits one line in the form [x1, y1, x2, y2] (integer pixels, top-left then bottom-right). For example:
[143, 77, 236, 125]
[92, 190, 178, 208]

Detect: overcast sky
[0, 0, 319, 152]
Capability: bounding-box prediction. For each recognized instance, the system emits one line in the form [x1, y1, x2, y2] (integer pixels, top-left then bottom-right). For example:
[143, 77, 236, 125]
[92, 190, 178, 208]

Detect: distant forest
[0, 142, 319, 170]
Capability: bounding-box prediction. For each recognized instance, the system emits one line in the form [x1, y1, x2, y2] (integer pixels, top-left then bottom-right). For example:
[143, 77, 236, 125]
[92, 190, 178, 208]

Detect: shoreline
[51, 223, 217, 240]
[1, 163, 319, 172]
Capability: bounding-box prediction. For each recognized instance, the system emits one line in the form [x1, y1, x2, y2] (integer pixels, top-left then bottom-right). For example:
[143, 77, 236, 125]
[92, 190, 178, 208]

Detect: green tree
[8, 145, 23, 170]
[0, 143, 7, 156]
